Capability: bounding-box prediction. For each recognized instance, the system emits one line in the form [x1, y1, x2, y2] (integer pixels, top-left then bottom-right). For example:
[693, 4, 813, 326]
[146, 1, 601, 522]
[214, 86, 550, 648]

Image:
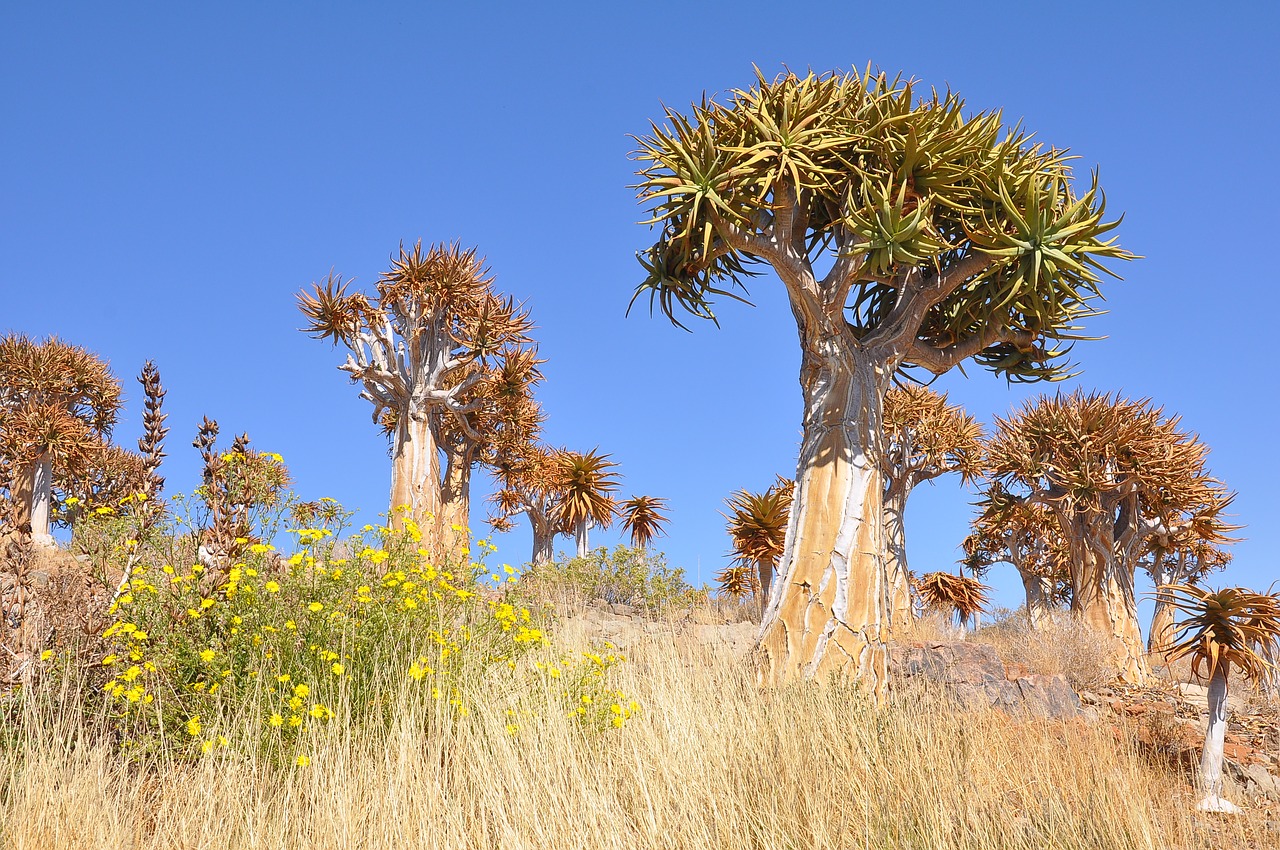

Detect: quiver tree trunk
[440, 445, 474, 559]
[756, 341, 892, 692]
[755, 557, 773, 620]
[883, 486, 913, 636]
[1148, 592, 1177, 657]
[1020, 573, 1057, 630]
[1069, 537, 1148, 683]
[389, 414, 444, 555]
[531, 519, 554, 566]
[1197, 665, 1240, 813]
[574, 520, 589, 559]
[17, 455, 55, 548]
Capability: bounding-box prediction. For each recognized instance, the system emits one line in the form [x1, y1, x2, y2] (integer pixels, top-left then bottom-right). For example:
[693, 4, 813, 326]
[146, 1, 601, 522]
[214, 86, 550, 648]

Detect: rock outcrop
[889, 641, 1082, 721]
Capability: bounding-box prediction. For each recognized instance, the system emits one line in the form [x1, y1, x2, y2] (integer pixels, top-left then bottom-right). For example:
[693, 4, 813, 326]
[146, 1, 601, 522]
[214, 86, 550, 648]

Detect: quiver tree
[722, 478, 793, 618]
[0, 334, 123, 547]
[299, 241, 533, 555]
[620, 495, 670, 551]
[914, 570, 989, 633]
[986, 391, 1236, 682]
[632, 67, 1131, 689]
[1159, 584, 1280, 814]
[434, 344, 545, 554]
[555, 449, 621, 558]
[489, 442, 569, 565]
[881, 384, 983, 631]
[1144, 526, 1233, 656]
[963, 483, 1071, 630]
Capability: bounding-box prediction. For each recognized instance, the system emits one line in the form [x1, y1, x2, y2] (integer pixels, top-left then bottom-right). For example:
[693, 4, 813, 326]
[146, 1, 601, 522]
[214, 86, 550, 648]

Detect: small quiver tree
[632, 67, 1132, 690]
[722, 478, 793, 619]
[554, 449, 621, 558]
[298, 241, 532, 555]
[620, 495, 670, 552]
[881, 385, 983, 633]
[1159, 584, 1280, 814]
[0, 334, 123, 548]
[1143, 519, 1234, 657]
[914, 571, 989, 635]
[986, 391, 1235, 684]
[963, 483, 1071, 630]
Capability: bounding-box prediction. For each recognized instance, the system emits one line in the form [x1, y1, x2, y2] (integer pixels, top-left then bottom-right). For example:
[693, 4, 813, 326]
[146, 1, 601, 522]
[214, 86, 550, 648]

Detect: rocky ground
[564, 600, 1280, 813]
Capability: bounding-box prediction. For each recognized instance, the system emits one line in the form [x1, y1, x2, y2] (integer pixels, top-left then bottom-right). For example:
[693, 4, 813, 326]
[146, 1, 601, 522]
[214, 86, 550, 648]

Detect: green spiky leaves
[632, 67, 1134, 383]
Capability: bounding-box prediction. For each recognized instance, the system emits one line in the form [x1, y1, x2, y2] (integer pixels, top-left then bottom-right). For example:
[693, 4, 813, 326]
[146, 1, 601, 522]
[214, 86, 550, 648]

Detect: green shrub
[89, 507, 636, 764]
[523, 546, 707, 613]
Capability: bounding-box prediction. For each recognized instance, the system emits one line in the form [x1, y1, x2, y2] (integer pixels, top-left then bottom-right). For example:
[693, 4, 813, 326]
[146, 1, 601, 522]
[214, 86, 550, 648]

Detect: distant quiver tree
[298, 242, 533, 554]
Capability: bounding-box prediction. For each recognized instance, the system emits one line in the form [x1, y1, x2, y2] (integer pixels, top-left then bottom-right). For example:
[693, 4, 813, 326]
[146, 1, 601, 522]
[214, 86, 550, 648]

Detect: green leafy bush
[523, 546, 707, 613]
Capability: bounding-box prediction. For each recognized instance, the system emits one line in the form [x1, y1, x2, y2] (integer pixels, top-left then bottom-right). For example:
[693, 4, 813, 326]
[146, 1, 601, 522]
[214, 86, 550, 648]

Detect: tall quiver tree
[632, 68, 1132, 689]
[0, 335, 123, 547]
[881, 385, 983, 633]
[986, 391, 1236, 682]
[963, 483, 1071, 630]
[299, 242, 533, 555]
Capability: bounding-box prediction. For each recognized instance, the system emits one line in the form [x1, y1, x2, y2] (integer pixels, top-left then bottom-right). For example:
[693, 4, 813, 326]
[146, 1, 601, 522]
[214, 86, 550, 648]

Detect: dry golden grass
[1, 623, 1272, 850]
[976, 609, 1117, 692]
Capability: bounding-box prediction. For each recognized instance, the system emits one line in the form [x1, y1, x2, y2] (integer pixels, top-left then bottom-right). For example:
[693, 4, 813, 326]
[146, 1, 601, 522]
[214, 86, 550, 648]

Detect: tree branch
[904, 328, 1037, 376]
[865, 253, 998, 352]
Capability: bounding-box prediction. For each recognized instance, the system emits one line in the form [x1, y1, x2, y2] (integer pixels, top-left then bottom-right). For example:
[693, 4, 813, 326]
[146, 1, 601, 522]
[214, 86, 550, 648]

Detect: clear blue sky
[3, 2, 1277, 621]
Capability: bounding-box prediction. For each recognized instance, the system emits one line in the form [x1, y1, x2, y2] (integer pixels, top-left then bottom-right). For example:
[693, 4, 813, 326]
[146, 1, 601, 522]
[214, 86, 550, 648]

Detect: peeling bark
[389, 415, 444, 555]
[756, 343, 891, 694]
[1068, 533, 1149, 683]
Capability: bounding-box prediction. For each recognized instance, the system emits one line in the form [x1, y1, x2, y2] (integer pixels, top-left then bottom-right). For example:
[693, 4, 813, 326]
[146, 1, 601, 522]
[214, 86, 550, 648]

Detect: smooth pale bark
[1067, 536, 1149, 683]
[1197, 665, 1241, 813]
[574, 520, 590, 559]
[883, 487, 914, 637]
[440, 445, 474, 560]
[757, 343, 892, 692]
[1021, 573, 1058, 630]
[529, 511, 555, 566]
[16, 455, 55, 548]
[389, 416, 445, 555]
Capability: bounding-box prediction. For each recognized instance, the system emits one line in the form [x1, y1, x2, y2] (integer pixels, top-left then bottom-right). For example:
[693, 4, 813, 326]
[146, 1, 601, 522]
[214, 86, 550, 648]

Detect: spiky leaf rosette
[723, 478, 793, 570]
[554, 449, 621, 532]
[883, 384, 984, 489]
[632, 67, 1133, 381]
[0, 334, 123, 471]
[914, 571, 990, 622]
[298, 241, 533, 434]
[715, 564, 758, 600]
[620, 495, 670, 549]
[1160, 584, 1280, 685]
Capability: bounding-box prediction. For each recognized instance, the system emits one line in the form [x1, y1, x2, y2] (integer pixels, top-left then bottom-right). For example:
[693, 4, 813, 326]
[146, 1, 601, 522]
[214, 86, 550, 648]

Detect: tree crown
[633, 67, 1133, 381]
